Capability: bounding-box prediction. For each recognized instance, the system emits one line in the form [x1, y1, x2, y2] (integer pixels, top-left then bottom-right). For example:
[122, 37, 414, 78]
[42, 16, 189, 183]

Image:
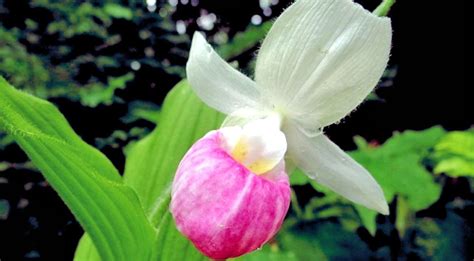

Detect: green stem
[290, 189, 304, 219]
[373, 0, 396, 17]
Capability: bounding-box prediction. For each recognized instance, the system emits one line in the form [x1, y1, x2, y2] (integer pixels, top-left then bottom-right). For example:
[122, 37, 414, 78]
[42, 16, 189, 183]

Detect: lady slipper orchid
[171, 0, 392, 258]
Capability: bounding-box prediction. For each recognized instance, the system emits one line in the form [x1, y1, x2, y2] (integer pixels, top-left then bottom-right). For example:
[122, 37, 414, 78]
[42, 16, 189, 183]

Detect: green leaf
[78, 73, 134, 107]
[124, 81, 224, 213]
[104, 3, 133, 20]
[350, 127, 445, 234]
[0, 77, 155, 261]
[414, 212, 470, 260]
[217, 22, 272, 60]
[75, 81, 224, 260]
[289, 168, 310, 186]
[432, 130, 474, 177]
[354, 205, 378, 235]
[277, 222, 371, 261]
[121, 101, 161, 124]
[235, 244, 298, 261]
[74, 235, 101, 261]
[127, 81, 224, 260]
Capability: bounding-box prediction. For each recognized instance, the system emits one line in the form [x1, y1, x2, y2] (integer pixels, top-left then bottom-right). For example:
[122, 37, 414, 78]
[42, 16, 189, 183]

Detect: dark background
[0, 0, 467, 260]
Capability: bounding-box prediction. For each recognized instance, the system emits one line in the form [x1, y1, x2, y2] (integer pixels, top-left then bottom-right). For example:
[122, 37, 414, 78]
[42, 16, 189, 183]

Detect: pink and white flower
[171, 0, 392, 258]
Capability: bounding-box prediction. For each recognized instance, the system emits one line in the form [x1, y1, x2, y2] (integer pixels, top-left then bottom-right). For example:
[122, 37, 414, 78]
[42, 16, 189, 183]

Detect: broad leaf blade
[0, 77, 155, 261]
[124, 81, 224, 212]
[126, 81, 224, 260]
[75, 81, 224, 260]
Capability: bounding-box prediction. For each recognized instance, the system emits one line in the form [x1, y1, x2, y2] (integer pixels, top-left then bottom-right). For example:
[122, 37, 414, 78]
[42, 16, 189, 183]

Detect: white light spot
[191, 0, 199, 6]
[197, 13, 217, 31]
[176, 20, 186, 34]
[147, 5, 157, 12]
[259, 0, 272, 9]
[213, 31, 229, 45]
[251, 15, 262, 25]
[180, 0, 189, 4]
[168, 0, 178, 7]
[131, 61, 141, 71]
[263, 7, 272, 17]
[146, 0, 157, 6]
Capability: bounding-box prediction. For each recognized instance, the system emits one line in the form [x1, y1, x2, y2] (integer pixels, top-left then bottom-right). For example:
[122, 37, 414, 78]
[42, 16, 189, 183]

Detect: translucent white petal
[255, 0, 392, 130]
[284, 122, 389, 214]
[221, 108, 275, 129]
[186, 32, 263, 115]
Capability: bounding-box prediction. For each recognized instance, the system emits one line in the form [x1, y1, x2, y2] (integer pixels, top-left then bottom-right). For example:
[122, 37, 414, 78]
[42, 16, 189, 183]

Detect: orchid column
[171, 0, 392, 259]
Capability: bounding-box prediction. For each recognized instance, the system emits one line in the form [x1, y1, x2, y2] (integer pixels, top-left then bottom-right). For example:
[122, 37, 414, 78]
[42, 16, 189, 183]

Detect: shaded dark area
[0, 0, 468, 260]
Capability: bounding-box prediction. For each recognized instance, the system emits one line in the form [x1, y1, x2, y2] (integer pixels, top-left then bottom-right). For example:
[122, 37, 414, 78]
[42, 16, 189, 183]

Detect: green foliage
[77, 73, 134, 107]
[126, 81, 224, 260]
[121, 101, 161, 124]
[217, 21, 272, 60]
[351, 127, 445, 234]
[0, 199, 9, 220]
[290, 127, 446, 235]
[0, 77, 156, 261]
[0, 133, 14, 149]
[431, 130, 474, 177]
[0, 28, 50, 95]
[0, 0, 190, 109]
[37, 1, 114, 38]
[74, 81, 224, 260]
[104, 3, 133, 20]
[235, 244, 298, 261]
[413, 213, 470, 260]
[285, 128, 473, 260]
[266, 222, 370, 261]
[1, 1, 470, 259]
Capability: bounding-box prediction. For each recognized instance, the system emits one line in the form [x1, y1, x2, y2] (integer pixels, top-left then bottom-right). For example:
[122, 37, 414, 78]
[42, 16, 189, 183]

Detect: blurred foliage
[284, 127, 473, 260]
[0, 199, 9, 220]
[431, 130, 474, 177]
[217, 21, 272, 61]
[0, 0, 472, 260]
[351, 127, 445, 234]
[0, 0, 188, 107]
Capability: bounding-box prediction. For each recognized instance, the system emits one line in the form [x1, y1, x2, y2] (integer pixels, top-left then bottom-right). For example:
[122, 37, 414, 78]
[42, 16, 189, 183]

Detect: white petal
[186, 32, 263, 115]
[221, 108, 275, 129]
[255, 0, 392, 131]
[239, 119, 286, 171]
[284, 122, 389, 214]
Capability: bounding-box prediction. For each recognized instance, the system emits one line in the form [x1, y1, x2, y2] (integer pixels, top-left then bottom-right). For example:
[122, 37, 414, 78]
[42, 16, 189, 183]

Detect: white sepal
[284, 121, 389, 214]
[186, 32, 263, 115]
[255, 0, 392, 130]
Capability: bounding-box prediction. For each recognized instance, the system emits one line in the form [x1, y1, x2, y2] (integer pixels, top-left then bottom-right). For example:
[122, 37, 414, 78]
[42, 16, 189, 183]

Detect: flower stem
[373, 0, 396, 17]
[290, 189, 304, 219]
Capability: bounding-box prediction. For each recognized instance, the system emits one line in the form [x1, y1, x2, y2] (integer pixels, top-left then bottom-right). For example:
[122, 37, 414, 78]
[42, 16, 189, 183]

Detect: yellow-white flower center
[220, 116, 287, 174]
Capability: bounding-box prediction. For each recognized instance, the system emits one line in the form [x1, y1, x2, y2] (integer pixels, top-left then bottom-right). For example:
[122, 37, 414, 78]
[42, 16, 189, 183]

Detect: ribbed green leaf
[0, 77, 155, 261]
[129, 81, 224, 260]
[75, 80, 224, 260]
